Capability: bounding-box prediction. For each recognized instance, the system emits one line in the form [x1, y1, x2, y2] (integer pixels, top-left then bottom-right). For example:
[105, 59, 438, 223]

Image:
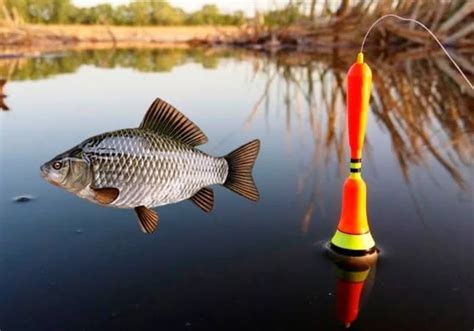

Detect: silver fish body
[41, 97, 260, 233]
[81, 128, 228, 208]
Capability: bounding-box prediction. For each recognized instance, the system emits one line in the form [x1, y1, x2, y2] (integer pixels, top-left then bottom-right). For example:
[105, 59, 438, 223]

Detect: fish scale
[83, 129, 228, 208]
[41, 97, 260, 234]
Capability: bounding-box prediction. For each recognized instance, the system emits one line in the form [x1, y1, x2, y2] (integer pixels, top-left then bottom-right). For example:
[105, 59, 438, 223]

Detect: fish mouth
[40, 164, 49, 179]
[40, 164, 64, 188]
[40, 164, 58, 186]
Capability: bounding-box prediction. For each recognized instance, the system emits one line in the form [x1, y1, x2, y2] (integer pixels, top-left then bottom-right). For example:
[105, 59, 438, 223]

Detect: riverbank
[0, 24, 239, 57]
[2, 0, 473, 59]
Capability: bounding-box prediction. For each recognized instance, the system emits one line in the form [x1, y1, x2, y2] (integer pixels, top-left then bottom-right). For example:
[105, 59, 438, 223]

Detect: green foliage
[187, 5, 245, 25]
[3, 0, 247, 26]
[3, 0, 73, 23]
[264, 4, 302, 27]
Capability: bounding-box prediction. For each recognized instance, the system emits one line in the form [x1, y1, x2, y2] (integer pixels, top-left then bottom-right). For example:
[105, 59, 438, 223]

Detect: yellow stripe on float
[331, 229, 375, 251]
[350, 162, 362, 169]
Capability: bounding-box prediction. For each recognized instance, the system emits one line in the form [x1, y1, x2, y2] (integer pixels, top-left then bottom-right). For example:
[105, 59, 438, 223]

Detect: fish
[40, 98, 260, 234]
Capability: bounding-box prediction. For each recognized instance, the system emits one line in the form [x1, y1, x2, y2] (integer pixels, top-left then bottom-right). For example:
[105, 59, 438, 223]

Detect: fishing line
[360, 14, 473, 90]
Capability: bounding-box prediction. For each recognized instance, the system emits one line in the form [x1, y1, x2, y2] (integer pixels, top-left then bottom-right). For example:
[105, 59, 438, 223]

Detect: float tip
[357, 52, 364, 64]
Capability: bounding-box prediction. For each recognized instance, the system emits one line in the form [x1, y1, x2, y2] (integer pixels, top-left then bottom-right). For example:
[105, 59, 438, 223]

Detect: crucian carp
[41, 98, 260, 234]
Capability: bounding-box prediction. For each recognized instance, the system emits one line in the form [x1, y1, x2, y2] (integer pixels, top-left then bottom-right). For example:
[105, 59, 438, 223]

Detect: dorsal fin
[139, 98, 208, 147]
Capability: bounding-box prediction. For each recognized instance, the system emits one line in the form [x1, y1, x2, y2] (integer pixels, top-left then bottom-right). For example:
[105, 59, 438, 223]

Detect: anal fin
[135, 206, 159, 234]
[189, 187, 214, 213]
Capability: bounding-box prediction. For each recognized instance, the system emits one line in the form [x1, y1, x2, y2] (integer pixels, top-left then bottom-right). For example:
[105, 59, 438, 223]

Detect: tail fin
[223, 139, 260, 201]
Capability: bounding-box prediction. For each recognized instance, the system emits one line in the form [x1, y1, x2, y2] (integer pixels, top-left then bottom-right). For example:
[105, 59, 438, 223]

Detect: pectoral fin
[189, 187, 214, 213]
[135, 206, 159, 234]
[92, 187, 119, 205]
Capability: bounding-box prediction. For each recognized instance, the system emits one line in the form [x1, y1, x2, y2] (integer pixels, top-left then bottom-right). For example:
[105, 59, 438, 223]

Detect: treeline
[2, 0, 246, 25]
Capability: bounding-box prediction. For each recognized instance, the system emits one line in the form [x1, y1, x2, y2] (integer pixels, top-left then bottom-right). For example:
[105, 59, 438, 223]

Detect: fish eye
[52, 161, 63, 170]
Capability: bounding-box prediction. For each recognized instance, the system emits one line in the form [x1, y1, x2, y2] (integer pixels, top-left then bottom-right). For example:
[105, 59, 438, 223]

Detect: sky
[72, 0, 289, 15]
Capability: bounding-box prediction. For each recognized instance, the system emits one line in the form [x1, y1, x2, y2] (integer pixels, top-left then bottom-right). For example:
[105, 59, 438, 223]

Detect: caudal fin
[223, 139, 260, 201]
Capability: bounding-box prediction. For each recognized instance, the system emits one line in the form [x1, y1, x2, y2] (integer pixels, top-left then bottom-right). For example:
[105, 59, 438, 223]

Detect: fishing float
[328, 14, 472, 259]
[329, 51, 375, 257]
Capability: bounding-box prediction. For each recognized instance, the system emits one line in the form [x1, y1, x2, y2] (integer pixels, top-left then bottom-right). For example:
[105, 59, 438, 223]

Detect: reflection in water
[331, 257, 377, 328]
[244, 51, 473, 189]
[1, 47, 472, 331]
[0, 48, 240, 81]
[370, 60, 472, 188]
[241, 51, 472, 233]
[2, 47, 471, 228]
[40, 97, 260, 234]
[0, 79, 8, 111]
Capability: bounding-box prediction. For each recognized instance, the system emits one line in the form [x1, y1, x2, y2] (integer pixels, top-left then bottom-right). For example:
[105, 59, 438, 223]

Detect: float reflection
[328, 251, 378, 328]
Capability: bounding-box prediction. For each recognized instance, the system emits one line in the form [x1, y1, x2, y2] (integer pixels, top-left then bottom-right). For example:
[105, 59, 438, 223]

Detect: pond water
[0, 48, 472, 330]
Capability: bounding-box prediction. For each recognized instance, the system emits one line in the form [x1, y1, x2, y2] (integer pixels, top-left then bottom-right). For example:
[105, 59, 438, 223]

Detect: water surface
[0, 48, 472, 330]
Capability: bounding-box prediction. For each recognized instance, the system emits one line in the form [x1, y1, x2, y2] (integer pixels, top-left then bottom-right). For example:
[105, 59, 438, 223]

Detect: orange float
[330, 52, 376, 255]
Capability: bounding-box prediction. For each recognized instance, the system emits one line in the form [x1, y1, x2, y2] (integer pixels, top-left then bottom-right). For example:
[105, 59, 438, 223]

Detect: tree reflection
[0, 47, 242, 81]
[240, 49, 472, 233]
[0, 47, 471, 193]
[244, 50, 472, 188]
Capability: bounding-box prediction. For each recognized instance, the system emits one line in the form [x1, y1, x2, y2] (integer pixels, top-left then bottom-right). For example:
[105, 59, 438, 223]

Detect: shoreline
[1, 24, 473, 65]
[0, 24, 238, 58]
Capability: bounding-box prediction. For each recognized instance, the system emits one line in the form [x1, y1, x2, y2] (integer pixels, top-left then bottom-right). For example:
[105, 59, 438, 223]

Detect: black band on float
[350, 158, 362, 163]
[330, 243, 377, 256]
[350, 168, 361, 173]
